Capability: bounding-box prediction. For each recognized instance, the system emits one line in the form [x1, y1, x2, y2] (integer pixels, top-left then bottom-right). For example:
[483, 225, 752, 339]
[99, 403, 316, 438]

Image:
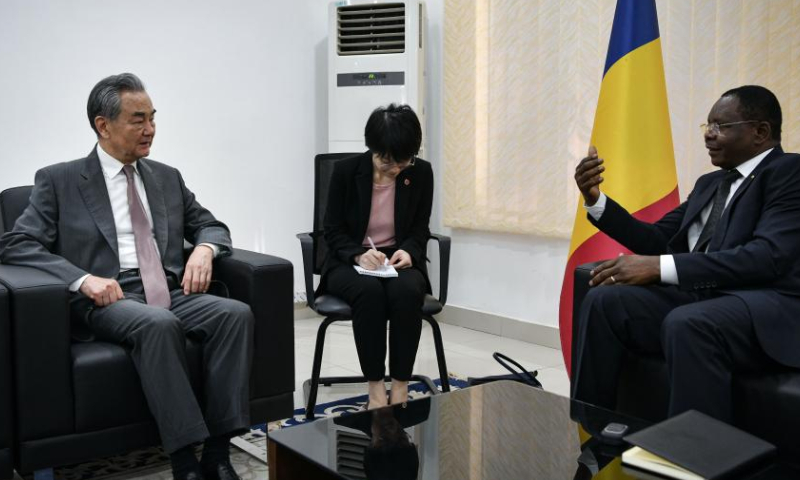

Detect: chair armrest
[0, 265, 74, 440]
[296, 232, 316, 310]
[428, 233, 451, 307]
[214, 248, 295, 401]
[570, 261, 606, 375]
[0, 285, 12, 451]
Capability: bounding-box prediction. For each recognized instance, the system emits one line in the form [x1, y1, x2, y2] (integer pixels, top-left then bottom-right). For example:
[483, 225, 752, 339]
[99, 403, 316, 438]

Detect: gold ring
[610, 276, 616, 283]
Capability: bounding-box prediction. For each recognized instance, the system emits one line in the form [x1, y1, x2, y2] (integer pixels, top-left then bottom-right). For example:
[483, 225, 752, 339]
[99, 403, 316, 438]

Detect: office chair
[297, 152, 451, 420]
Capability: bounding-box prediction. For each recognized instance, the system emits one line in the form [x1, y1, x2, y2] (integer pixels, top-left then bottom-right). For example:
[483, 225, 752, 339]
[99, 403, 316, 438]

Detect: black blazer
[590, 146, 800, 368]
[320, 151, 433, 292]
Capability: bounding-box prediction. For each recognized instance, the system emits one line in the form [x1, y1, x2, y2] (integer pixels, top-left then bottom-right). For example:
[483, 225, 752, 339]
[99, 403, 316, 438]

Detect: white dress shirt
[69, 145, 218, 292]
[585, 148, 773, 284]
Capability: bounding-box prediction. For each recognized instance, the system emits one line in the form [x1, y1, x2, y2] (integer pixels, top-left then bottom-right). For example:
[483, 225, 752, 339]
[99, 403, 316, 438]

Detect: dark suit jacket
[0, 147, 232, 287]
[320, 151, 433, 292]
[590, 146, 800, 368]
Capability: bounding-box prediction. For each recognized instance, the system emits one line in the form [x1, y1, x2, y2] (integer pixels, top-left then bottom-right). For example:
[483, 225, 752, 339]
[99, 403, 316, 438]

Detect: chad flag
[559, 0, 679, 374]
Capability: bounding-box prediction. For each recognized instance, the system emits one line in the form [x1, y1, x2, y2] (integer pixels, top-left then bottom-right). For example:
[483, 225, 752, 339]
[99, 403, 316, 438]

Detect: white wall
[0, 0, 329, 292]
[0, 0, 567, 330]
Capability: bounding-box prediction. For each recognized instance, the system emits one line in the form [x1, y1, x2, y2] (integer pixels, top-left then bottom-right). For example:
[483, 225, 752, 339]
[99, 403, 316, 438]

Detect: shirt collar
[97, 143, 139, 179]
[733, 147, 773, 179]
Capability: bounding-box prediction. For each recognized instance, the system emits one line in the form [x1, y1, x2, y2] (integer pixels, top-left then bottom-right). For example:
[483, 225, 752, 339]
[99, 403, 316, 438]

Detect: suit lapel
[712, 146, 784, 248]
[78, 149, 119, 257]
[137, 159, 169, 259]
[682, 172, 722, 230]
[355, 153, 373, 240]
[395, 166, 414, 235]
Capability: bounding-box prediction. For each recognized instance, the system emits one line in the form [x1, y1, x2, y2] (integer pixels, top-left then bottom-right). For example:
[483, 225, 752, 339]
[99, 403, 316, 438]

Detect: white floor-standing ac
[328, 0, 426, 155]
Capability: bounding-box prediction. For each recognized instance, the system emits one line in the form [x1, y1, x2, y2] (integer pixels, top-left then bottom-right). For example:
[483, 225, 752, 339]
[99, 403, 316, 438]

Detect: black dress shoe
[202, 460, 241, 480]
[172, 467, 205, 480]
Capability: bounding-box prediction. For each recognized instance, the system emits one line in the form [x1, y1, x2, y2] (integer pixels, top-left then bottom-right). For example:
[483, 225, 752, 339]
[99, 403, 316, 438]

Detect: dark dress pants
[571, 284, 777, 422]
[77, 276, 254, 453]
[326, 263, 426, 381]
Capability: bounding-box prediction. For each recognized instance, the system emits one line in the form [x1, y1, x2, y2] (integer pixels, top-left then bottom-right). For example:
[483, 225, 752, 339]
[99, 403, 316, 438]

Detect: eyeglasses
[377, 155, 416, 170]
[699, 120, 760, 136]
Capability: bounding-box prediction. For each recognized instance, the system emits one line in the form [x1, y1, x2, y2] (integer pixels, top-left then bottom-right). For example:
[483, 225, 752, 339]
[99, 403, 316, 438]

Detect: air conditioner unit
[328, 0, 426, 155]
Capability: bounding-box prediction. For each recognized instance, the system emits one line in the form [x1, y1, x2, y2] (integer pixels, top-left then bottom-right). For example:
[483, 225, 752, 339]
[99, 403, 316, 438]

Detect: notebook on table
[622, 410, 776, 480]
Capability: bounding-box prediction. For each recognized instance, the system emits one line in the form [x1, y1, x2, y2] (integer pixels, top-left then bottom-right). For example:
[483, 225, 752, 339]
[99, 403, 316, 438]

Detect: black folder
[622, 410, 776, 480]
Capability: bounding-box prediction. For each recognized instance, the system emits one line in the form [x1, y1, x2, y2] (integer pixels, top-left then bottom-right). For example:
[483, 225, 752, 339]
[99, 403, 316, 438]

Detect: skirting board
[293, 303, 561, 351]
[437, 305, 561, 350]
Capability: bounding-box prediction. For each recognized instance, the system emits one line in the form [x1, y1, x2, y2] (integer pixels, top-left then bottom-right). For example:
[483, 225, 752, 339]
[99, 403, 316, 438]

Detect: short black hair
[721, 85, 782, 141]
[363, 443, 420, 480]
[87, 73, 146, 136]
[364, 104, 422, 161]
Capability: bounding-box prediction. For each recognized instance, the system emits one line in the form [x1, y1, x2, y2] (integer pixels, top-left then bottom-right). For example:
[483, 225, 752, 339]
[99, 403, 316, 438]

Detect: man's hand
[575, 145, 605, 206]
[389, 249, 412, 269]
[589, 254, 660, 286]
[80, 275, 124, 307]
[182, 245, 214, 295]
[356, 249, 387, 270]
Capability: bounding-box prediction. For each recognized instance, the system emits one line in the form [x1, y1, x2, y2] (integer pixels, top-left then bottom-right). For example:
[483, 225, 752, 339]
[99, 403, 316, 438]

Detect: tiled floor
[293, 316, 570, 408]
[14, 316, 568, 480]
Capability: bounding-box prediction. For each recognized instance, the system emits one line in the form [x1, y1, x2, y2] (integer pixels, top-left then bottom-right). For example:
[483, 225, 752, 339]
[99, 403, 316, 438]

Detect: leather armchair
[0, 186, 295, 475]
[0, 284, 12, 480]
[572, 261, 800, 460]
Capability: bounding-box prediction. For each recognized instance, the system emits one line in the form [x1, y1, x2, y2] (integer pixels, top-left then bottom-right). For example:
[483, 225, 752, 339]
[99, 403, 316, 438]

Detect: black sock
[201, 435, 231, 465]
[170, 444, 199, 477]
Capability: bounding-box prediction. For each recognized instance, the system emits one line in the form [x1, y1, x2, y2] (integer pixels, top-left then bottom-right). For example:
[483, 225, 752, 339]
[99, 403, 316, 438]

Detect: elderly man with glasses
[570, 85, 800, 423]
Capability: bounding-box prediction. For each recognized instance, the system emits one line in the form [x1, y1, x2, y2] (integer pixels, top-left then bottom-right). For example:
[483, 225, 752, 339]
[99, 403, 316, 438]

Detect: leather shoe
[172, 466, 205, 480]
[202, 460, 241, 480]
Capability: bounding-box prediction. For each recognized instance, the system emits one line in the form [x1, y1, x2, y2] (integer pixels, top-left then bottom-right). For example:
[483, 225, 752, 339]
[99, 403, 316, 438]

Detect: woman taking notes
[320, 104, 433, 409]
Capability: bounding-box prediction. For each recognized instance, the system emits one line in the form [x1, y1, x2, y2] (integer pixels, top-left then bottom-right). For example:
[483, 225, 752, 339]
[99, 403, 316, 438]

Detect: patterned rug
[39, 376, 466, 480]
[256, 376, 467, 432]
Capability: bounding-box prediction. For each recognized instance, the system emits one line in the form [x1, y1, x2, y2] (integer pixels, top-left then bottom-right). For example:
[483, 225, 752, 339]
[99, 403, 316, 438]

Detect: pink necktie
[123, 165, 171, 308]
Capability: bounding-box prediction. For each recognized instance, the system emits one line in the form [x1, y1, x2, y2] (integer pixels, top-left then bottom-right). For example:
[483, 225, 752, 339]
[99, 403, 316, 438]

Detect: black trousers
[325, 262, 426, 381]
[571, 284, 778, 422]
[74, 275, 254, 453]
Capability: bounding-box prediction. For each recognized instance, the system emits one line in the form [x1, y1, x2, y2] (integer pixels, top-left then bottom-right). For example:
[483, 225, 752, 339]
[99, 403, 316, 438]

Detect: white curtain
[443, 0, 800, 237]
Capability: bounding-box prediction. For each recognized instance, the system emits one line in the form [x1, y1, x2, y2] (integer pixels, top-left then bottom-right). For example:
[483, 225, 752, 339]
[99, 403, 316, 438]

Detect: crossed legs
[572, 284, 775, 422]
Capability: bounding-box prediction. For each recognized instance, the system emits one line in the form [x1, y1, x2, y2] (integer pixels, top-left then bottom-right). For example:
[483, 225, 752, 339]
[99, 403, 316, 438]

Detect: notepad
[623, 446, 703, 480]
[622, 410, 776, 480]
[354, 264, 398, 278]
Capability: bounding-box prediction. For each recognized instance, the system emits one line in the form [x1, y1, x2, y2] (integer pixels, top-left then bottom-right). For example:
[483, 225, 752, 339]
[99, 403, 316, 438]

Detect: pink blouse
[362, 181, 396, 248]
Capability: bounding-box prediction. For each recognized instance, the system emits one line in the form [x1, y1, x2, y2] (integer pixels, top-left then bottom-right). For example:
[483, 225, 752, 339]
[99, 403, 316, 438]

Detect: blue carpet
[255, 376, 468, 431]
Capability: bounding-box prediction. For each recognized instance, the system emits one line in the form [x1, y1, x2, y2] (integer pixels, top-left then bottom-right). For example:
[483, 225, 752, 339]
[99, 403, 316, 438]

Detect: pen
[367, 236, 389, 266]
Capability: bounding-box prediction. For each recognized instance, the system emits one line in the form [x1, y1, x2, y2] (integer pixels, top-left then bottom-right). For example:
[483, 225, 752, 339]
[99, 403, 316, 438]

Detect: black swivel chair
[572, 261, 800, 461]
[0, 284, 12, 480]
[0, 186, 295, 477]
[297, 153, 451, 420]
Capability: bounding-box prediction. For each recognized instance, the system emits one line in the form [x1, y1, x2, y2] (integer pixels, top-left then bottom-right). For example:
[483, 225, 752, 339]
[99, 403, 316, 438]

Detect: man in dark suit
[0, 73, 252, 480]
[570, 85, 800, 423]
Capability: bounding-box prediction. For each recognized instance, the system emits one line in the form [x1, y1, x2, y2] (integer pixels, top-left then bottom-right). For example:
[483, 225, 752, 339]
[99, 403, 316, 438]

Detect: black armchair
[0, 284, 12, 480]
[572, 261, 800, 460]
[297, 153, 451, 420]
[0, 186, 295, 476]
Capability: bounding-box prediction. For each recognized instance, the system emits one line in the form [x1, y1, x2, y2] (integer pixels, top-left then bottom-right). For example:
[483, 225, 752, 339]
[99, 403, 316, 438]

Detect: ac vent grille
[338, 3, 406, 56]
[336, 429, 369, 478]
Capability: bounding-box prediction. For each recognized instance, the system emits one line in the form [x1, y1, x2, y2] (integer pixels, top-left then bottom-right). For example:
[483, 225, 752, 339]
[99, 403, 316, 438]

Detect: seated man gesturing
[571, 85, 800, 423]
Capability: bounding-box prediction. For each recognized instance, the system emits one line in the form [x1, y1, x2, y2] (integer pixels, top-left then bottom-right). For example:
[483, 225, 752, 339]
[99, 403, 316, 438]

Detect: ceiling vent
[337, 3, 406, 55]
